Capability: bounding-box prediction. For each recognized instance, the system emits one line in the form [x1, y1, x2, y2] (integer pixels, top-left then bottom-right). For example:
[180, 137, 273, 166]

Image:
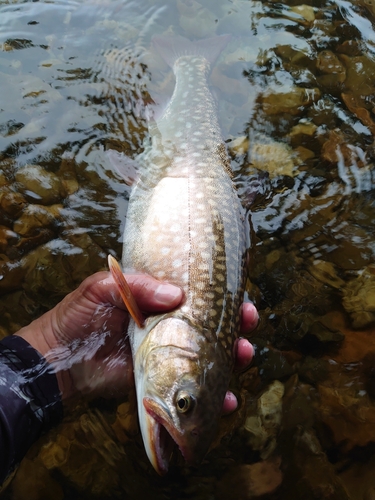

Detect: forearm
[0, 335, 63, 485]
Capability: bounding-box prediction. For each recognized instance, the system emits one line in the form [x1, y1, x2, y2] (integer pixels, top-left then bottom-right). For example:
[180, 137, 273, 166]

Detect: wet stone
[0, 225, 19, 253]
[0, 256, 26, 292]
[15, 164, 63, 205]
[216, 458, 283, 500]
[243, 380, 285, 458]
[308, 259, 345, 289]
[290, 4, 315, 23]
[336, 39, 362, 57]
[285, 428, 351, 500]
[262, 87, 321, 115]
[249, 140, 297, 178]
[342, 265, 375, 328]
[316, 50, 346, 78]
[13, 204, 62, 237]
[0, 187, 27, 218]
[340, 54, 375, 96]
[0, 172, 7, 187]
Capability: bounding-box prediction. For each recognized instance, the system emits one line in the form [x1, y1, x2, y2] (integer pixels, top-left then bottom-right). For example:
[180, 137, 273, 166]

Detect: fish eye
[176, 392, 194, 413]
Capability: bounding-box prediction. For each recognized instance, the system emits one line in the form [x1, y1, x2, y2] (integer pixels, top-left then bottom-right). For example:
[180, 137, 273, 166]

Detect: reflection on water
[1, 0, 375, 498]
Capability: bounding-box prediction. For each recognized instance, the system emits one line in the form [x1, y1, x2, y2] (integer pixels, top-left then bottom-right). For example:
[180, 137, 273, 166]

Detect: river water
[1, 0, 375, 498]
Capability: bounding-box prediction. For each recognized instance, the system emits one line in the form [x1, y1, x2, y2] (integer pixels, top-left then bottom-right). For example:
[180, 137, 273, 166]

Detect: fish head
[135, 317, 231, 475]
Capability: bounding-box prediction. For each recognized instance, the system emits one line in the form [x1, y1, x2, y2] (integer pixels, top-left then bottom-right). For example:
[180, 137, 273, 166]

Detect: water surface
[1, 0, 375, 498]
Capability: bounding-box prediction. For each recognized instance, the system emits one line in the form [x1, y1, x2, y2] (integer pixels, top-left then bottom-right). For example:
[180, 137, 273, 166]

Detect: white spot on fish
[172, 259, 182, 268]
[196, 192, 204, 198]
[161, 247, 170, 255]
[175, 131, 183, 138]
[170, 223, 181, 232]
[182, 271, 188, 282]
[156, 270, 166, 278]
[182, 91, 189, 98]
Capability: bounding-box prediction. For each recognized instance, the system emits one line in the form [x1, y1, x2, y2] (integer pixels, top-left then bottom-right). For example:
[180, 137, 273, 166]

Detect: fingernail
[154, 284, 182, 305]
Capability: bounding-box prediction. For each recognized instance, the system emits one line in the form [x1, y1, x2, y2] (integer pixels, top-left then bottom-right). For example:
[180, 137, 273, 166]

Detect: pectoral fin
[107, 255, 144, 328]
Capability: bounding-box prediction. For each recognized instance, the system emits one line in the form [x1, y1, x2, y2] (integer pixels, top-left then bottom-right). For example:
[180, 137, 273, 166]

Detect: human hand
[16, 272, 258, 408]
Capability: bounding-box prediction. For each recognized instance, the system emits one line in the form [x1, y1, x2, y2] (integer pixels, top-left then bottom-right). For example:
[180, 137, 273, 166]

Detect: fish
[118, 34, 248, 474]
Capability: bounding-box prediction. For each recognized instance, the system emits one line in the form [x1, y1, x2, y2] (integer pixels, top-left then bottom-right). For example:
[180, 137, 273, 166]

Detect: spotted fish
[121, 35, 248, 474]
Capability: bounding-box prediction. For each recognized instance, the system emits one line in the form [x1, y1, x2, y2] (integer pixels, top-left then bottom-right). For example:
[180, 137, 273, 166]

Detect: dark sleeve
[0, 335, 63, 485]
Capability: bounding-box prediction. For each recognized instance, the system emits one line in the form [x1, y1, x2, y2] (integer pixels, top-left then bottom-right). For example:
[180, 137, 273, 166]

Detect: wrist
[15, 311, 77, 401]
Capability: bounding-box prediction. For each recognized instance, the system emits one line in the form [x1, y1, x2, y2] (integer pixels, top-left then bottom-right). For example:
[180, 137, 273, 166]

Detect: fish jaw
[141, 397, 174, 475]
[142, 396, 197, 475]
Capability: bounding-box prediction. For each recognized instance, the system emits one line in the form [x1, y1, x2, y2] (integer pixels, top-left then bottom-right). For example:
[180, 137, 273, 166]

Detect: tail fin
[152, 34, 231, 68]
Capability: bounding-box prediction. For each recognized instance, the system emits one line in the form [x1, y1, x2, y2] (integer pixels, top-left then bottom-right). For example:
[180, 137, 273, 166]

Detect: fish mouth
[143, 397, 192, 475]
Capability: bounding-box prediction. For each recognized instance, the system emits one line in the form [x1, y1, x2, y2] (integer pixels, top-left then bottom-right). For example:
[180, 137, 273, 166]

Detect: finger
[234, 338, 254, 371]
[240, 302, 259, 334]
[222, 391, 238, 415]
[79, 271, 183, 313]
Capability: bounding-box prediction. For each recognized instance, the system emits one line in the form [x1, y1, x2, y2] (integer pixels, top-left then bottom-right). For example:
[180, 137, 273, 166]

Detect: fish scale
[121, 37, 248, 474]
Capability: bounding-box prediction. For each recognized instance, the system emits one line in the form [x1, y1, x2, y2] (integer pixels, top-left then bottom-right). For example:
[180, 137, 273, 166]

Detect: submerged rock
[0, 187, 27, 218]
[243, 380, 284, 458]
[308, 260, 345, 289]
[22, 235, 106, 307]
[342, 265, 375, 328]
[216, 457, 283, 499]
[0, 225, 18, 253]
[248, 140, 297, 178]
[13, 204, 62, 237]
[15, 164, 63, 205]
[262, 87, 321, 116]
[316, 50, 346, 88]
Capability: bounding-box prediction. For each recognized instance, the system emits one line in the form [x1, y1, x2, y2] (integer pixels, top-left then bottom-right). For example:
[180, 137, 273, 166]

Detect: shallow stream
[1, 0, 375, 498]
